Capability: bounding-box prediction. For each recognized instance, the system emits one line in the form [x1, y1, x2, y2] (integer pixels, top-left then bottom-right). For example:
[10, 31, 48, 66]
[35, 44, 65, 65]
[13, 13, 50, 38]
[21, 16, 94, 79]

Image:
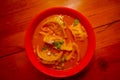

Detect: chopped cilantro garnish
[53, 40, 64, 50]
[42, 47, 47, 50]
[73, 19, 79, 26]
[57, 44, 61, 49]
[42, 45, 49, 51]
[53, 41, 59, 46]
[59, 40, 64, 44]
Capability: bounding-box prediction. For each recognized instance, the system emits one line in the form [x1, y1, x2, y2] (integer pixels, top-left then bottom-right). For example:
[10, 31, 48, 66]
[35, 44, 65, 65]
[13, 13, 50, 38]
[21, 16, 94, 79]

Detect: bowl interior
[25, 7, 95, 78]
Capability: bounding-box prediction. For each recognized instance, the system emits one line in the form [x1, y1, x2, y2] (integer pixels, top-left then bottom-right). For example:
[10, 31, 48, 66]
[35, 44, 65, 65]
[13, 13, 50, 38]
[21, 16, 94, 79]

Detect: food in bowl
[32, 14, 88, 70]
[25, 7, 95, 77]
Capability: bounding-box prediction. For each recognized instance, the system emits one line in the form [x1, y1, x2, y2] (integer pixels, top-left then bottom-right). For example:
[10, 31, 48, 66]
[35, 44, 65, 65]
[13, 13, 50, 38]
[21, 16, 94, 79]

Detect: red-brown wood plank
[0, 51, 52, 80]
[95, 21, 120, 49]
[0, 0, 120, 38]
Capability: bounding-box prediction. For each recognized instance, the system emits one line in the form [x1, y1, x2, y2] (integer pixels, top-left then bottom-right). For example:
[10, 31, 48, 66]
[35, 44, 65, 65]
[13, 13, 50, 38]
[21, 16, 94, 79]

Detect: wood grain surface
[0, 0, 120, 80]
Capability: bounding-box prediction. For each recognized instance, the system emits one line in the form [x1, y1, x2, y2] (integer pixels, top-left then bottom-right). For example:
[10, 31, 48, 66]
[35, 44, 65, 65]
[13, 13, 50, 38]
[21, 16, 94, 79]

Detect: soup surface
[32, 15, 88, 70]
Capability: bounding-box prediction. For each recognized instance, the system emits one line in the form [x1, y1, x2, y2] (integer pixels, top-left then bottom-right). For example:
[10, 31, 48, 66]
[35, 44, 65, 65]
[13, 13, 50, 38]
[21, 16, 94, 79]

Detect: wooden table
[0, 0, 120, 80]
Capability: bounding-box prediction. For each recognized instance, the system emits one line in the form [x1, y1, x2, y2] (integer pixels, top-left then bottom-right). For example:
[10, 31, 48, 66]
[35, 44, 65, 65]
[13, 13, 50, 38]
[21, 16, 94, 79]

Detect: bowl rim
[25, 7, 96, 78]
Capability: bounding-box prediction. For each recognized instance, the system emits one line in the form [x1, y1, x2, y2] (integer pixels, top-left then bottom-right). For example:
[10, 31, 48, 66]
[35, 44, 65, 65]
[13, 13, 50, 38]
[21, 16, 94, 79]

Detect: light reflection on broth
[32, 15, 88, 70]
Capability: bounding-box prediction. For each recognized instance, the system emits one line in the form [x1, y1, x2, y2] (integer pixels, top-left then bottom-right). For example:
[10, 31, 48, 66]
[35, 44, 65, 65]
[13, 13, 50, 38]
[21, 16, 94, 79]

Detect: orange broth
[32, 15, 88, 70]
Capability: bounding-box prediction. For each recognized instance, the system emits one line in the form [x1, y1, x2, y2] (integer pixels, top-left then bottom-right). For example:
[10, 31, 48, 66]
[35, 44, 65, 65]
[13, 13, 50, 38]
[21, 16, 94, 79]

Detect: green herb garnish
[59, 40, 64, 44]
[53, 40, 64, 50]
[42, 47, 47, 50]
[57, 44, 61, 49]
[42, 45, 49, 51]
[73, 19, 79, 26]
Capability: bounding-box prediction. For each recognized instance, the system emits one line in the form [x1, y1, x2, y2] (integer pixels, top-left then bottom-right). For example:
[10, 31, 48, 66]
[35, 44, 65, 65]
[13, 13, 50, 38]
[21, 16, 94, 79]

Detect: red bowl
[25, 7, 95, 78]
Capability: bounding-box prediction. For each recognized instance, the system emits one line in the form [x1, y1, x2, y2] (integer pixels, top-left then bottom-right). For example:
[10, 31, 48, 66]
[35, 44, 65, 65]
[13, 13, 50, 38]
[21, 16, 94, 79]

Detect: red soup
[32, 14, 88, 70]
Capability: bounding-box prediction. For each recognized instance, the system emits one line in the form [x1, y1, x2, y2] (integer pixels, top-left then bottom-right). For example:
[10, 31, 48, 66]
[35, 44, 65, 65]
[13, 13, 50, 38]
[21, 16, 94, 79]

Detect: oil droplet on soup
[32, 15, 88, 70]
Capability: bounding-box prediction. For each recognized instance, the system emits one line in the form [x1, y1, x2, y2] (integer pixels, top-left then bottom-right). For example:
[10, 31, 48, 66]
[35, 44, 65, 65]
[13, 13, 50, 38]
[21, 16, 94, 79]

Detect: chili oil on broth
[32, 14, 88, 70]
